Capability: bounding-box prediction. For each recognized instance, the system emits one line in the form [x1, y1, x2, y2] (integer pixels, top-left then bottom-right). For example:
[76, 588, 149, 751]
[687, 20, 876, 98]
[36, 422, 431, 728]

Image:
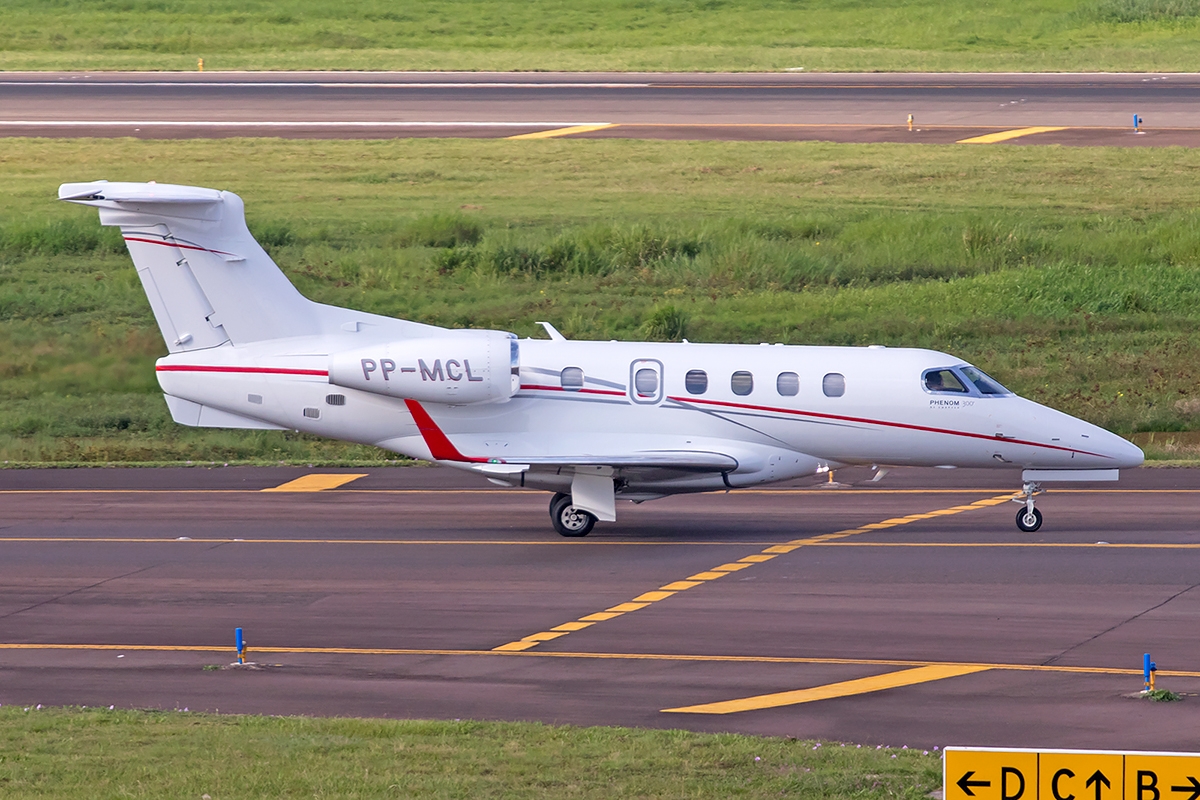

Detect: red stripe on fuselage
[155, 365, 328, 377]
[668, 395, 1107, 459]
[519, 383, 625, 397]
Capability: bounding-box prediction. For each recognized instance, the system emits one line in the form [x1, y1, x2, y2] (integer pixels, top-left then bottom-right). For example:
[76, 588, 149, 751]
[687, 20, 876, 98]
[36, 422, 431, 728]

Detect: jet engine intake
[329, 331, 519, 405]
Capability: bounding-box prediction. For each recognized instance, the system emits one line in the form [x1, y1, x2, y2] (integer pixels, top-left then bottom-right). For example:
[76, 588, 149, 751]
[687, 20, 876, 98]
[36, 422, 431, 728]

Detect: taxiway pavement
[2, 72, 1198, 145]
[0, 465, 1197, 747]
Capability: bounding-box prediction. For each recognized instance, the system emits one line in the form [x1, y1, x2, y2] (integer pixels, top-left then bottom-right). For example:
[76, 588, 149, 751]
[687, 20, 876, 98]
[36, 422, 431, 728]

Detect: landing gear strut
[1012, 481, 1044, 532]
[550, 492, 596, 537]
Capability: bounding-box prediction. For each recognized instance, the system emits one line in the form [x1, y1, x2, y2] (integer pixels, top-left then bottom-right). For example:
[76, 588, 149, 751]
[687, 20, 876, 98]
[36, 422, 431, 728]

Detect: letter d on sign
[1002, 766, 1026, 800]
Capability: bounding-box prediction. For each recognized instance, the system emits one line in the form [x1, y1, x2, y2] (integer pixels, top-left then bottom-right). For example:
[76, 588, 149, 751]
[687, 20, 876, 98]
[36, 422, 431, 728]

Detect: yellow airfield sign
[945, 748, 1200, 800]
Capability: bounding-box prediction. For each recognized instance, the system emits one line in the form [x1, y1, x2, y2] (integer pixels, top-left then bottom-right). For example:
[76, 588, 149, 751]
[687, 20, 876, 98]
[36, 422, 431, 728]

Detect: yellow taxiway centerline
[261, 474, 368, 492]
[957, 126, 1069, 144]
[507, 123, 616, 140]
[662, 664, 992, 714]
[2, 487, 1197, 496]
[490, 493, 1013, 652]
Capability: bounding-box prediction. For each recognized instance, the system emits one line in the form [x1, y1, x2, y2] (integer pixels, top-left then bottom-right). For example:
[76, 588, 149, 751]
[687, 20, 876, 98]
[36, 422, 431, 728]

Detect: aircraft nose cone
[1108, 433, 1144, 469]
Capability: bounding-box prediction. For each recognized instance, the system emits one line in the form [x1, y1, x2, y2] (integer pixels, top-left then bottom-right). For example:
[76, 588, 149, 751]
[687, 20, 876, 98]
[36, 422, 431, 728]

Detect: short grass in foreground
[3, 0, 1200, 72]
[4, 137, 1200, 463]
[0, 707, 940, 799]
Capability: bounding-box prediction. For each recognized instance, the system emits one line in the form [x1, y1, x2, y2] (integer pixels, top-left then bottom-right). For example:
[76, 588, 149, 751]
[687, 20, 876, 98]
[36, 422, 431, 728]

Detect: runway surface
[3, 72, 1198, 146]
[0, 464, 1197, 747]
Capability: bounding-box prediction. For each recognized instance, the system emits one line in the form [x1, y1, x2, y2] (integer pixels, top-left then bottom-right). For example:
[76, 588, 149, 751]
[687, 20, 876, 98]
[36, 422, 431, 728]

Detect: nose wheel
[550, 492, 596, 537]
[1012, 481, 1044, 532]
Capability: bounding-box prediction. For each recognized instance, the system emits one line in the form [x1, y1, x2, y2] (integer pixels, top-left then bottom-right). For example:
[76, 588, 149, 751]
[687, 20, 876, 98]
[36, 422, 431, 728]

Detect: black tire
[550, 492, 596, 537]
[1015, 506, 1043, 533]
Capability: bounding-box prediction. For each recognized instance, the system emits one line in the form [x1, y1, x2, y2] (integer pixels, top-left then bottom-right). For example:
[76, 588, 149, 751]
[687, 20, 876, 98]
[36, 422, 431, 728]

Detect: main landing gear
[550, 492, 597, 537]
[1012, 481, 1044, 532]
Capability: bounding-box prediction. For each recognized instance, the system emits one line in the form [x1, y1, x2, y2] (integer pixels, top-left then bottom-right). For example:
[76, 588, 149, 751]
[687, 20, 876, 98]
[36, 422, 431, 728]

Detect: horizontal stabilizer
[59, 181, 222, 205]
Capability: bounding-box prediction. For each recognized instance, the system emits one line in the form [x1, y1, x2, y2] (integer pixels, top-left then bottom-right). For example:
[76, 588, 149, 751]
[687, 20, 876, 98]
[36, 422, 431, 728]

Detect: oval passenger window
[776, 372, 799, 397]
[822, 373, 845, 397]
[635, 368, 659, 397]
[560, 366, 584, 391]
[685, 369, 708, 395]
[731, 371, 754, 396]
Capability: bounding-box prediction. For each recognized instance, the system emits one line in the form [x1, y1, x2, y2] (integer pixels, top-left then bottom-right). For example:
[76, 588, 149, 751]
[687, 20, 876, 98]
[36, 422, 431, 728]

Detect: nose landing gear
[550, 492, 596, 537]
[1012, 481, 1044, 532]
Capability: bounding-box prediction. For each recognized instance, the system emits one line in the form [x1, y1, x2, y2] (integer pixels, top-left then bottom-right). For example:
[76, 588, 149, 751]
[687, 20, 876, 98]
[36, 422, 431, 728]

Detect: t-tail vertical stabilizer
[58, 180, 436, 352]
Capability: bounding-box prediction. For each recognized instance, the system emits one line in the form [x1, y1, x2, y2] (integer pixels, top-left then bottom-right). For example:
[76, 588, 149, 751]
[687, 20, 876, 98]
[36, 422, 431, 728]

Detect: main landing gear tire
[550, 492, 596, 537]
[1016, 506, 1043, 533]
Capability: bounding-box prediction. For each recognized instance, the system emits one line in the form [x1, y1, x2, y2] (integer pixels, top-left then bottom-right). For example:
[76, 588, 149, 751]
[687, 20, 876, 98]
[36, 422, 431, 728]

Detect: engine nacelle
[328, 331, 519, 405]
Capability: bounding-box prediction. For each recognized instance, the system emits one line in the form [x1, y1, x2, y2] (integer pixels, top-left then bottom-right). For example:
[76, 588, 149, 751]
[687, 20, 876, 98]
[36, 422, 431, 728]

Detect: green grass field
[3, 136, 1200, 464]
[3, 0, 1200, 72]
[0, 707, 941, 798]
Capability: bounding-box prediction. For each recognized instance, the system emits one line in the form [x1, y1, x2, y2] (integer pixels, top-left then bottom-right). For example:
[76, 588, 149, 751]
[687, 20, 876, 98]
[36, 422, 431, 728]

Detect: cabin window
[923, 368, 968, 394]
[960, 366, 1010, 395]
[325, 394, 346, 406]
[685, 369, 708, 395]
[822, 373, 845, 397]
[776, 372, 799, 397]
[560, 366, 584, 391]
[634, 368, 659, 397]
[731, 371, 754, 396]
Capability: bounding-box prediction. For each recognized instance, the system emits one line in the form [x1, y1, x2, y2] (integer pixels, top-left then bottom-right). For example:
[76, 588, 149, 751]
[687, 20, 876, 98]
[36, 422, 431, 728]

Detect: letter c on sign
[361, 359, 377, 381]
[445, 359, 463, 381]
[1001, 766, 1026, 800]
[381, 359, 396, 381]
[1051, 768, 1075, 800]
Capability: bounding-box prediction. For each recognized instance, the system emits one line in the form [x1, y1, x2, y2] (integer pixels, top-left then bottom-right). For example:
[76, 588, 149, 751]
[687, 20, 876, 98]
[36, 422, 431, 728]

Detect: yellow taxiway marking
[4, 643, 1198, 680]
[3, 536, 1195, 550]
[2, 487, 1197, 496]
[0, 537, 805, 546]
[507, 123, 616, 139]
[261, 473, 368, 492]
[957, 126, 1069, 144]
[490, 493, 1012, 653]
[662, 664, 992, 714]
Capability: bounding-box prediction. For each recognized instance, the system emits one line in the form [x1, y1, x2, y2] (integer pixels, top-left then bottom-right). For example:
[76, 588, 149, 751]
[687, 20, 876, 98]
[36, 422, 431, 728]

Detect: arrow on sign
[1171, 776, 1200, 800]
[1086, 770, 1112, 800]
[957, 771, 991, 796]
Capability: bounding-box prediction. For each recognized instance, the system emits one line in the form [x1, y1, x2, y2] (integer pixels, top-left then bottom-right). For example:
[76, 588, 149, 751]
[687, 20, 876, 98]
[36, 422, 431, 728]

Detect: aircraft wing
[475, 450, 739, 474]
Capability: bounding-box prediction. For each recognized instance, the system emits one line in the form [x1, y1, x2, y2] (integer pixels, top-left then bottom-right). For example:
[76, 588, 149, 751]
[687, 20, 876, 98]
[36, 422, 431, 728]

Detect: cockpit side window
[961, 366, 1010, 395]
[923, 368, 969, 394]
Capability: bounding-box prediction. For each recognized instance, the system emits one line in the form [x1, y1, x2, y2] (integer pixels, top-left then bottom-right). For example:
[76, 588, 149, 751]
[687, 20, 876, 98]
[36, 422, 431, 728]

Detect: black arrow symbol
[1171, 775, 1200, 800]
[1087, 769, 1112, 800]
[957, 771, 991, 797]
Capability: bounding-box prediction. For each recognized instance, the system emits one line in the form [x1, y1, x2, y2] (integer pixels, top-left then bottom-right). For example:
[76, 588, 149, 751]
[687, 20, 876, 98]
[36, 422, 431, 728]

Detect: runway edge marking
[490, 493, 1013, 652]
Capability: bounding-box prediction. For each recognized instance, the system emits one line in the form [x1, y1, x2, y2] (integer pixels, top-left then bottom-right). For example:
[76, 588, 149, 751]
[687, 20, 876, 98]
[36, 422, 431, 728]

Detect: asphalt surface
[2, 72, 1198, 145]
[1, 464, 1197, 748]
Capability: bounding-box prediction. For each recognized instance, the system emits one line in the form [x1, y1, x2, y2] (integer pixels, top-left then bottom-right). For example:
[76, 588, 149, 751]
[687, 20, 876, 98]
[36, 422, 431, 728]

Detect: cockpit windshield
[923, 365, 1012, 396]
[960, 365, 1010, 395]
[923, 368, 969, 393]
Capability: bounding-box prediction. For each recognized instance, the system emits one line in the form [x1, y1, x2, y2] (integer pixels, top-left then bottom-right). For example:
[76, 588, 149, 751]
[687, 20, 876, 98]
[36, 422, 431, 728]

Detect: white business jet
[59, 181, 1143, 536]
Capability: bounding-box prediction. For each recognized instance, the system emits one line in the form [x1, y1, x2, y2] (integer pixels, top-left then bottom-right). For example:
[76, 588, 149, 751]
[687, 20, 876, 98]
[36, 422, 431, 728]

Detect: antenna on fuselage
[537, 321, 567, 341]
